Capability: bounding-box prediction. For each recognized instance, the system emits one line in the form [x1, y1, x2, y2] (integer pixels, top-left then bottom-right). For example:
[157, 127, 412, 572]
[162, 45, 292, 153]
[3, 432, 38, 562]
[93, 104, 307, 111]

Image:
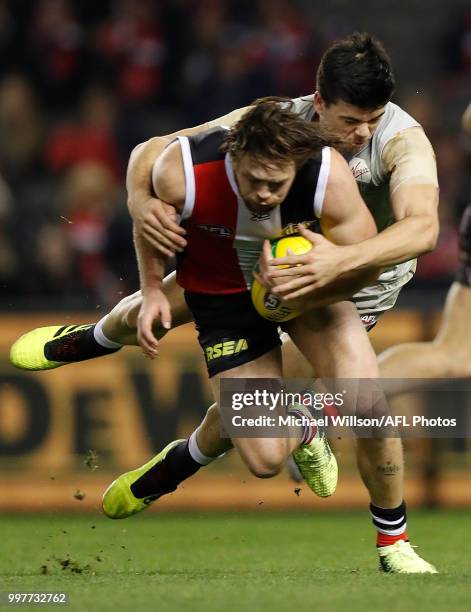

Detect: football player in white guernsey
[10, 33, 439, 573]
[374, 101, 471, 390]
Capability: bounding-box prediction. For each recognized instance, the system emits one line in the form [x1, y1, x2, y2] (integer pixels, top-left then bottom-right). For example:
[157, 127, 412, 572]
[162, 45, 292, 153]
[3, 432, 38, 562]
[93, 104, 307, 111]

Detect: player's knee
[108, 293, 141, 331]
[248, 461, 282, 479]
[443, 357, 471, 379]
[350, 394, 374, 419]
[352, 385, 389, 419]
[431, 344, 471, 378]
[245, 450, 284, 478]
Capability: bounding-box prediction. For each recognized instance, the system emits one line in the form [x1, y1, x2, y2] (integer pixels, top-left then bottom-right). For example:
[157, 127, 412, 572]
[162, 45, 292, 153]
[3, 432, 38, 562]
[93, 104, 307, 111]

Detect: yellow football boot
[10, 325, 95, 371]
[102, 440, 185, 519]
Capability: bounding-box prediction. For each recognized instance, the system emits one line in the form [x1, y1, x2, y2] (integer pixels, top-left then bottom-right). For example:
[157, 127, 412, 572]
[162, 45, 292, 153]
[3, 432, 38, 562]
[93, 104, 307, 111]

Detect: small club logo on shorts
[360, 314, 377, 330]
[205, 339, 249, 361]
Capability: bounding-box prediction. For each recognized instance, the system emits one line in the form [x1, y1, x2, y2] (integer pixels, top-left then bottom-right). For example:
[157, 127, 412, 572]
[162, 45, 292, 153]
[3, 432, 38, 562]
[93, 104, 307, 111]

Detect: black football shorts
[185, 291, 281, 377]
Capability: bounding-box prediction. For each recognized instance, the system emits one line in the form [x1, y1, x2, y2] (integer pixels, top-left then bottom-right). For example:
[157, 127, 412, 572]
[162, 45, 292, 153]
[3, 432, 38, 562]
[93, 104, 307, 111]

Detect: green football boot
[291, 403, 338, 498]
[102, 440, 185, 519]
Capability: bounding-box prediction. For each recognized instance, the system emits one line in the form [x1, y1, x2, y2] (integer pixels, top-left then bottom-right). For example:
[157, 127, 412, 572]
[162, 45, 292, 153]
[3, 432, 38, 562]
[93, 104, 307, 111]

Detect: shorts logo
[197, 224, 233, 237]
[205, 339, 249, 361]
[264, 293, 281, 310]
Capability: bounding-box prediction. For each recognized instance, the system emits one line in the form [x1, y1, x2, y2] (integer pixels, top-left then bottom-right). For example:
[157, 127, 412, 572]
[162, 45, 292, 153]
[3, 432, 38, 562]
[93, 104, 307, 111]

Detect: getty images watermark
[219, 378, 469, 438]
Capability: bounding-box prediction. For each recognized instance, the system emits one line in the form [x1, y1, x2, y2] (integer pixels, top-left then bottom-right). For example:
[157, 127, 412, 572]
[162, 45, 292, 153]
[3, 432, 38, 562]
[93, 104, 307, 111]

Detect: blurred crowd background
[1, 0, 471, 311]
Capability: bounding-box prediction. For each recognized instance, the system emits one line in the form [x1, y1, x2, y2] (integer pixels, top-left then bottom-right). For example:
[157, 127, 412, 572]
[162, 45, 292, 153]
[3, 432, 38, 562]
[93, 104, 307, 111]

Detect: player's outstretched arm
[346, 127, 439, 269]
[127, 106, 251, 255]
[134, 141, 186, 357]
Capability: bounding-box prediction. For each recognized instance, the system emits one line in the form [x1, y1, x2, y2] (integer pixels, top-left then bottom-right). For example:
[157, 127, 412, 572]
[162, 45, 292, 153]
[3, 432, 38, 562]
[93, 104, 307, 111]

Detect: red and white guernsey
[174, 127, 331, 294]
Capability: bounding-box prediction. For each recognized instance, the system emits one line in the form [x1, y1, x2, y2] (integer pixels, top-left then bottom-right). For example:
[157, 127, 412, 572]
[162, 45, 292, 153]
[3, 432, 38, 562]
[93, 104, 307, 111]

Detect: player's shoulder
[327, 147, 351, 179]
[374, 102, 421, 153]
[184, 126, 228, 165]
[152, 141, 186, 209]
[381, 101, 419, 127]
[323, 148, 358, 201]
[288, 95, 316, 120]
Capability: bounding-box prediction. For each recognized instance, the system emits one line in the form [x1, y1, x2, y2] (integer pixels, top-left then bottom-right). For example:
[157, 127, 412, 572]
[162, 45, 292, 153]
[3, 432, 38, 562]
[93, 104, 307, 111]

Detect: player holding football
[11, 33, 439, 573]
[114, 97, 382, 511]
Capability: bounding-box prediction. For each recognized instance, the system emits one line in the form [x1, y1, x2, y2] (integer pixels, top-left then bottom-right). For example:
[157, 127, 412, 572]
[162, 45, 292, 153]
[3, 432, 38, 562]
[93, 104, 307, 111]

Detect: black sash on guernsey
[279, 160, 322, 234]
[186, 127, 227, 165]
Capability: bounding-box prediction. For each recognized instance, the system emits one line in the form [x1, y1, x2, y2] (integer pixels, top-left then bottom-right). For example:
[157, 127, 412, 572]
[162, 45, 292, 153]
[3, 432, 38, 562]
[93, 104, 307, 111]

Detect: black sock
[370, 501, 408, 547]
[131, 440, 201, 499]
[44, 325, 121, 363]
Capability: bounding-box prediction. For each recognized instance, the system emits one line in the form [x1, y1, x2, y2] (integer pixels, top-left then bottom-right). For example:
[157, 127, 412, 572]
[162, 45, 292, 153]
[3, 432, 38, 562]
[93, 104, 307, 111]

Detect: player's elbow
[127, 136, 169, 175]
[420, 215, 439, 254]
[358, 216, 378, 242]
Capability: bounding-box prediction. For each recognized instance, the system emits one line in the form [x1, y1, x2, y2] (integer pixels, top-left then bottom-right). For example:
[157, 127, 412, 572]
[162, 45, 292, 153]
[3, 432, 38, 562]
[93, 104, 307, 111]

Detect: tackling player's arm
[462, 102, 471, 137]
[127, 106, 251, 255]
[342, 127, 439, 270]
[134, 141, 185, 356]
[268, 148, 381, 305]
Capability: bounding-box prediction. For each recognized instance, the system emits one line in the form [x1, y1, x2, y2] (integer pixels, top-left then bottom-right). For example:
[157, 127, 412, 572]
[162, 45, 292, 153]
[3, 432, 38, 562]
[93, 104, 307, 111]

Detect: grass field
[1, 511, 470, 611]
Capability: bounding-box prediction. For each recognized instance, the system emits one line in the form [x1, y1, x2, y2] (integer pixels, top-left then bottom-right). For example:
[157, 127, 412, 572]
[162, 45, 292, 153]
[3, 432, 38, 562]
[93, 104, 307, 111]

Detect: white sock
[93, 315, 123, 349]
[188, 430, 217, 465]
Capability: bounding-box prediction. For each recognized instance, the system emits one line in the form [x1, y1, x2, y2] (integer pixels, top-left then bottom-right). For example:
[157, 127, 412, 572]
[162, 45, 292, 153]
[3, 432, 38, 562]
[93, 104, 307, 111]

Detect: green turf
[0, 512, 469, 611]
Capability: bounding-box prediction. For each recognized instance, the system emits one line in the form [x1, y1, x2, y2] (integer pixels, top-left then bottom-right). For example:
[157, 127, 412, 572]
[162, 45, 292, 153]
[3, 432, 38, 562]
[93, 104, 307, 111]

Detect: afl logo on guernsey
[349, 158, 372, 184]
[197, 224, 233, 238]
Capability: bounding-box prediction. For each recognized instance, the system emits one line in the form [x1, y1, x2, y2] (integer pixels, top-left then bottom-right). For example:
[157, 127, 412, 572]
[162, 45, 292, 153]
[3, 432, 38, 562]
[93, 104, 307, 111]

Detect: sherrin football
[251, 235, 312, 322]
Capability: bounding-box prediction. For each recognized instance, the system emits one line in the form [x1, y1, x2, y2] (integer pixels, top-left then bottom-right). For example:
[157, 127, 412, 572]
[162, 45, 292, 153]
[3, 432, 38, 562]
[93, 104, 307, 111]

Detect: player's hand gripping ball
[251, 235, 312, 322]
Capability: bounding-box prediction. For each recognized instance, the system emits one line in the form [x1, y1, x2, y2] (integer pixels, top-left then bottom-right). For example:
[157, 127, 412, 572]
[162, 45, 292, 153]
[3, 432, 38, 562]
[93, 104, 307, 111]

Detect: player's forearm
[343, 214, 438, 271]
[462, 102, 471, 137]
[303, 267, 381, 309]
[126, 137, 171, 218]
[133, 227, 166, 291]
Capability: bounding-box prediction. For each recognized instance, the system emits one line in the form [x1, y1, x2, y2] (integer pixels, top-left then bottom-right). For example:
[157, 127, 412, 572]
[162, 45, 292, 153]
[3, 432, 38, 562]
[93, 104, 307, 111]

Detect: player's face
[233, 155, 296, 213]
[314, 92, 385, 155]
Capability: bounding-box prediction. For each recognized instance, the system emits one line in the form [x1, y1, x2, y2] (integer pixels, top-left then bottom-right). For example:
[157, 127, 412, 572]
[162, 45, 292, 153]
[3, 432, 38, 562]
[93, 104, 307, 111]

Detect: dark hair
[316, 32, 395, 109]
[222, 97, 337, 166]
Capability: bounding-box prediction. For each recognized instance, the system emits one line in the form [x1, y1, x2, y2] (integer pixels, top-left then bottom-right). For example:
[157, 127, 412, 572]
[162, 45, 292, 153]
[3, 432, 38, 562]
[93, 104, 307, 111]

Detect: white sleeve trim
[176, 136, 196, 221]
[313, 146, 331, 218]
